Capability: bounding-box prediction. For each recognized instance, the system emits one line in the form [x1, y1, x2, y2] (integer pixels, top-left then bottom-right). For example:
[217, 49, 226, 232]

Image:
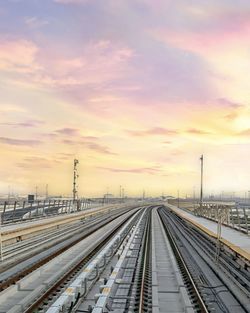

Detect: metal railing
[194, 203, 250, 234]
[0, 199, 101, 224]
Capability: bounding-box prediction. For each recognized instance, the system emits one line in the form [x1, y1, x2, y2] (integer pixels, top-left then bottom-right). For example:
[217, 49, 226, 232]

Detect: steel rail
[169, 210, 250, 296]
[0, 207, 134, 291]
[162, 207, 250, 312]
[24, 208, 141, 313]
[138, 209, 151, 313]
[158, 208, 209, 313]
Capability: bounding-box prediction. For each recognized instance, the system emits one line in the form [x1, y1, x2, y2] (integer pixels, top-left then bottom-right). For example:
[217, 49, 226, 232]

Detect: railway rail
[0, 204, 249, 313]
[0, 207, 142, 313]
[0, 206, 140, 290]
[159, 206, 250, 313]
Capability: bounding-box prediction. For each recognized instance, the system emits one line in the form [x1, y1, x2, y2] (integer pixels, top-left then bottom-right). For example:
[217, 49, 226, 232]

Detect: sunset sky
[1, 0, 250, 197]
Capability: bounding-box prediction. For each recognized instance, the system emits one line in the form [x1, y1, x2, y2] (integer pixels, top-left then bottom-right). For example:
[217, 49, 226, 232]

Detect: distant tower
[35, 186, 38, 200]
[73, 159, 79, 202]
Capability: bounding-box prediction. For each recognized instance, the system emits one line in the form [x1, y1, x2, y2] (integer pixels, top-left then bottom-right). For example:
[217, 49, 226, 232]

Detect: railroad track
[158, 208, 208, 313]
[159, 206, 250, 313]
[1, 214, 103, 262]
[0, 206, 137, 290]
[73, 206, 152, 313]
[1, 204, 249, 313]
[0, 207, 142, 313]
[138, 207, 152, 313]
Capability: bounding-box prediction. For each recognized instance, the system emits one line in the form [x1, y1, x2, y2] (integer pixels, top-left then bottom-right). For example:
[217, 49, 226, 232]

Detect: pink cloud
[0, 137, 42, 146]
[86, 143, 116, 155]
[0, 119, 44, 128]
[152, 12, 250, 56]
[55, 127, 79, 136]
[0, 38, 40, 73]
[216, 98, 243, 109]
[98, 166, 161, 175]
[61, 137, 116, 155]
[17, 156, 61, 169]
[34, 40, 134, 88]
[186, 128, 211, 135]
[127, 127, 178, 137]
[0, 38, 134, 95]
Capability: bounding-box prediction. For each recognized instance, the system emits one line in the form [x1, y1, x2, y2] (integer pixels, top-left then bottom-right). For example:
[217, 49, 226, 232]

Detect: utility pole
[8, 186, 10, 202]
[45, 184, 48, 199]
[193, 186, 196, 211]
[119, 185, 122, 203]
[200, 155, 204, 205]
[143, 189, 145, 200]
[73, 159, 79, 202]
[35, 186, 38, 200]
[0, 213, 2, 262]
[177, 190, 180, 208]
[106, 187, 109, 204]
[122, 188, 125, 202]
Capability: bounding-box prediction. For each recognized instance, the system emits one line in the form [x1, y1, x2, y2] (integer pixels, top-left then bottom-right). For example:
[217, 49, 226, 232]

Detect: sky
[1, 0, 250, 198]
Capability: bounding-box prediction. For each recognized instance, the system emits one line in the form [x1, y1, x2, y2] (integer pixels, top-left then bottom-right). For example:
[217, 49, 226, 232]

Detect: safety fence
[195, 203, 250, 234]
[0, 199, 101, 224]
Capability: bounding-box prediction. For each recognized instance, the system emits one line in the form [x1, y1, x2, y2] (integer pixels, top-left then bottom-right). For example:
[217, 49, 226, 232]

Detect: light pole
[177, 190, 180, 208]
[193, 186, 196, 211]
[106, 187, 109, 204]
[200, 154, 204, 208]
[0, 214, 2, 261]
[122, 188, 124, 202]
[45, 184, 48, 199]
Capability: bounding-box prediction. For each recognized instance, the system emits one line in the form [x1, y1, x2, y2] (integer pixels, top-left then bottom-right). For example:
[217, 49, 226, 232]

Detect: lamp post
[119, 185, 122, 203]
[200, 154, 204, 208]
[0, 213, 2, 261]
[122, 188, 124, 202]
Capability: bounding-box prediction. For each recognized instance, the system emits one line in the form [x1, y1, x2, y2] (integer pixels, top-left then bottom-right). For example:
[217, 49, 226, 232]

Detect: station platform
[165, 204, 250, 261]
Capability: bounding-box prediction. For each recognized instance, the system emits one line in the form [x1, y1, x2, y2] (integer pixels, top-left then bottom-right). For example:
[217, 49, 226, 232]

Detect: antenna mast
[73, 159, 79, 202]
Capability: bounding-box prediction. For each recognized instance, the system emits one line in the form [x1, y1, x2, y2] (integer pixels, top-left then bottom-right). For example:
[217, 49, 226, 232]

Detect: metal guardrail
[194, 203, 250, 234]
[0, 199, 102, 224]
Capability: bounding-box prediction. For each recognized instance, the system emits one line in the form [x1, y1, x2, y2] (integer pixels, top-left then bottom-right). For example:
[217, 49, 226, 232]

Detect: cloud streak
[0, 137, 42, 146]
[0, 119, 44, 128]
[127, 127, 178, 137]
[98, 166, 161, 175]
